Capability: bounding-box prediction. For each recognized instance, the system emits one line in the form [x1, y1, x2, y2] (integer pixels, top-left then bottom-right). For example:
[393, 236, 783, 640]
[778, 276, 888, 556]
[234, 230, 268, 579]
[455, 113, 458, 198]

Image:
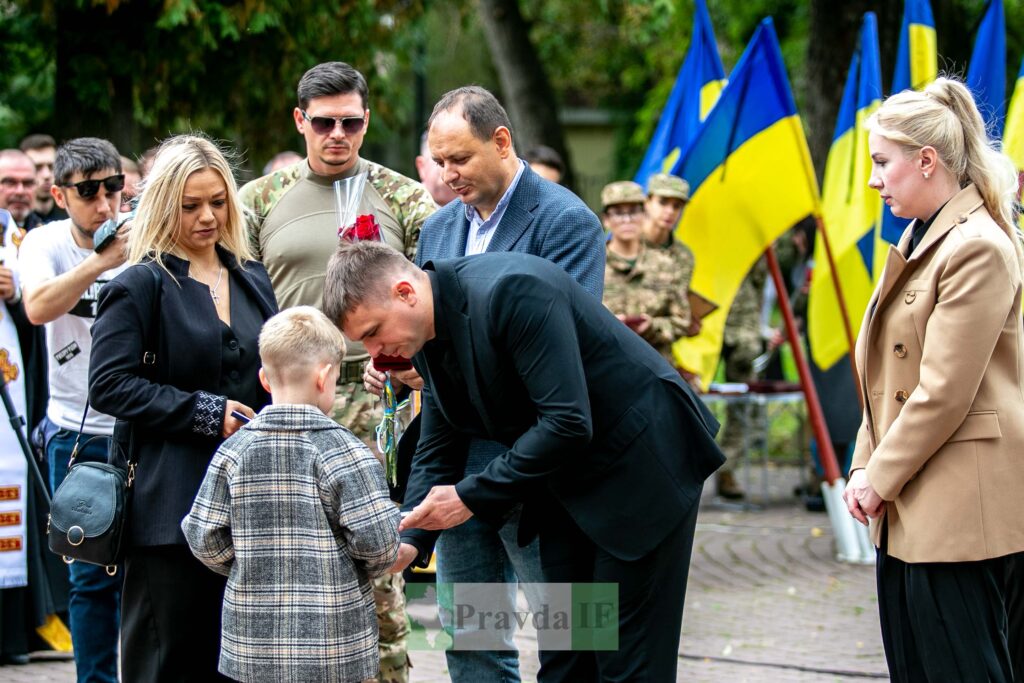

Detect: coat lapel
[433, 262, 500, 436]
[485, 167, 540, 254]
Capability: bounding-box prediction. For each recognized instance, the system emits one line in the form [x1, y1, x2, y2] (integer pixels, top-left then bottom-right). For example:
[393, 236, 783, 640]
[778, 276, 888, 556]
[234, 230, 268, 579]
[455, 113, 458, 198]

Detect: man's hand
[388, 543, 420, 574]
[363, 361, 424, 395]
[222, 400, 254, 438]
[686, 317, 703, 337]
[843, 469, 884, 525]
[0, 265, 16, 302]
[94, 224, 130, 271]
[399, 485, 473, 531]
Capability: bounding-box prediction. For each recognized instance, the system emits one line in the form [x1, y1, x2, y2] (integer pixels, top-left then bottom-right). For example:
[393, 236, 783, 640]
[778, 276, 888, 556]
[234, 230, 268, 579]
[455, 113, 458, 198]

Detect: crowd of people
[0, 59, 1020, 683]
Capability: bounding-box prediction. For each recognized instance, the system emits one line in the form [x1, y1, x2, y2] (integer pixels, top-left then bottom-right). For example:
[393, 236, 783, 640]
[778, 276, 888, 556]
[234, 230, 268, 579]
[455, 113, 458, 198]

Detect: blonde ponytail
[867, 77, 1024, 279]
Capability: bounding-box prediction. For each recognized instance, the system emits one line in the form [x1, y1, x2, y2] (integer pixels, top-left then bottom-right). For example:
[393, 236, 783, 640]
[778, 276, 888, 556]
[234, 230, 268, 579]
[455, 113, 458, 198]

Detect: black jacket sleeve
[89, 275, 225, 439]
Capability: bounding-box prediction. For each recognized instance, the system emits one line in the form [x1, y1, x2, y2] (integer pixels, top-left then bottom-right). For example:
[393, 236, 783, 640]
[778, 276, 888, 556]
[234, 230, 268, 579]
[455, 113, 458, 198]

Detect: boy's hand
[222, 400, 254, 438]
[388, 543, 419, 574]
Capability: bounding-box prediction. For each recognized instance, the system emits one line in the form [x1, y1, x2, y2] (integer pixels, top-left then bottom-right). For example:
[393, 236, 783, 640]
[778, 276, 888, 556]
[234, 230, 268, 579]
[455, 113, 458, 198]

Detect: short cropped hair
[297, 62, 368, 110]
[53, 138, 121, 187]
[524, 145, 564, 175]
[20, 134, 56, 153]
[259, 306, 347, 386]
[322, 241, 413, 325]
[427, 86, 514, 144]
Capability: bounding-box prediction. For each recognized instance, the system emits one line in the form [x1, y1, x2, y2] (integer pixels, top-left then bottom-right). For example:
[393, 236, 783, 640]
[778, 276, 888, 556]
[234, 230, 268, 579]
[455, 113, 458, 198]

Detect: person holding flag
[845, 77, 1024, 681]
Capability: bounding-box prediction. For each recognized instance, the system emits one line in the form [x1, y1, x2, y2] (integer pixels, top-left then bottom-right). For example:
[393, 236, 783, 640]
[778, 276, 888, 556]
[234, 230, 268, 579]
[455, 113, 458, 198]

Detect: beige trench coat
[852, 184, 1024, 563]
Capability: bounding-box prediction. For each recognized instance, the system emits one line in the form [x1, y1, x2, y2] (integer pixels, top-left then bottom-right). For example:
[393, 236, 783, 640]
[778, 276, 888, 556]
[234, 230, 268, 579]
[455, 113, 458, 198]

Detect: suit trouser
[535, 494, 701, 682]
[121, 544, 230, 682]
[877, 525, 1019, 683]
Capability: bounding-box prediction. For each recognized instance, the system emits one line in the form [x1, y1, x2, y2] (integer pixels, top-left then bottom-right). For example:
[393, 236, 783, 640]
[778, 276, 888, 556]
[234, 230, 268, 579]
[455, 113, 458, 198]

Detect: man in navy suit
[362, 86, 604, 682]
[327, 242, 724, 682]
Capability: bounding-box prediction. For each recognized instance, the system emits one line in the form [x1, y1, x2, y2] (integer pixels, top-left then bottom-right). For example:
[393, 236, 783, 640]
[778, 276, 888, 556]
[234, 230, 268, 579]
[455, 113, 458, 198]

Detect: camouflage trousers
[719, 342, 762, 472]
[331, 381, 410, 683]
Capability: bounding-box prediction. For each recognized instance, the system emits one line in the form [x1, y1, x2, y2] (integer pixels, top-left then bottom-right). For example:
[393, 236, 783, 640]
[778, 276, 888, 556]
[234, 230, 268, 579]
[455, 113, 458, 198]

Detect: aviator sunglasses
[301, 110, 366, 136]
[61, 174, 126, 199]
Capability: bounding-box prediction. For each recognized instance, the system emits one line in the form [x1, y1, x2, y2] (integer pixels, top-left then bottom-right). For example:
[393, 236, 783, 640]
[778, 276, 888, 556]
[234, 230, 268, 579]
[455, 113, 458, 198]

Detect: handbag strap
[70, 264, 162, 468]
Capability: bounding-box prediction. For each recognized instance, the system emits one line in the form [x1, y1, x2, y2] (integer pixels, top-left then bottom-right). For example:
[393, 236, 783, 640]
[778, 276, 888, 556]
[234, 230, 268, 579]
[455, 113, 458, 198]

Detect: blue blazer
[404, 254, 724, 563]
[415, 163, 605, 297]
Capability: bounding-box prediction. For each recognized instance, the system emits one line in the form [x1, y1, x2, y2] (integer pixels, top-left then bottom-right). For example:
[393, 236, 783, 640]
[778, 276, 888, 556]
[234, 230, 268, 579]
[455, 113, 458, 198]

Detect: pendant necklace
[193, 264, 224, 304]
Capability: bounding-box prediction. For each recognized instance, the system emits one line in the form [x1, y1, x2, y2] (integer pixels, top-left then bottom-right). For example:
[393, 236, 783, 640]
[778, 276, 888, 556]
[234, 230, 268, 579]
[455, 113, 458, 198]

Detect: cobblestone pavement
[1, 470, 888, 682]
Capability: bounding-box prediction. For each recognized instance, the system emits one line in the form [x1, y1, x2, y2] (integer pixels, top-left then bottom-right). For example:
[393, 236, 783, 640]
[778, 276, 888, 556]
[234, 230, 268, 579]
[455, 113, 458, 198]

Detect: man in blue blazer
[328, 242, 724, 682]
[362, 86, 604, 682]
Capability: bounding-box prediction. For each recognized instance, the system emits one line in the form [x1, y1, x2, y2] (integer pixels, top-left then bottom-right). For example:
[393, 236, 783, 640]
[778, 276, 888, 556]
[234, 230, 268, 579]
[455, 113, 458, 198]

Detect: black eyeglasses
[301, 111, 366, 136]
[62, 174, 125, 199]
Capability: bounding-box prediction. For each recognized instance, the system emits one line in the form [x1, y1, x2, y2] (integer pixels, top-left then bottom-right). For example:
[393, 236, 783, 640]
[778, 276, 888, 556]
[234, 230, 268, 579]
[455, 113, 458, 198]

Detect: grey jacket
[182, 404, 400, 683]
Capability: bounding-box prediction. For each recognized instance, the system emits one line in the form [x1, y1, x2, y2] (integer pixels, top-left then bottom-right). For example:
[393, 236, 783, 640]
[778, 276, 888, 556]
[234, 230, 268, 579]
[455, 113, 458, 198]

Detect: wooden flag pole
[814, 214, 865, 410]
[764, 245, 841, 484]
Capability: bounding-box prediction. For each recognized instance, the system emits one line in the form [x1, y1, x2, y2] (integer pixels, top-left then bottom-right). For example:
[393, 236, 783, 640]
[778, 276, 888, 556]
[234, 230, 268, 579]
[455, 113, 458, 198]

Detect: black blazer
[402, 253, 725, 564]
[89, 247, 278, 546]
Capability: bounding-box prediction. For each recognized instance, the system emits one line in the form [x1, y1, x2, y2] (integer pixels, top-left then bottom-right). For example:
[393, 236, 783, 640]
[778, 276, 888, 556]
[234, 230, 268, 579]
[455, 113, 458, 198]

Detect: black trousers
[535, 495, 701, 682]
[121, 544, 230, 682]
[877, 528, 1019, 683]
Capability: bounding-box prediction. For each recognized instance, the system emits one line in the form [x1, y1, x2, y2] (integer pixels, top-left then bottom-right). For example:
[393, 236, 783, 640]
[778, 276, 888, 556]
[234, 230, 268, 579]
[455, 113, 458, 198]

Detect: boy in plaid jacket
[182, 306, 400, 682]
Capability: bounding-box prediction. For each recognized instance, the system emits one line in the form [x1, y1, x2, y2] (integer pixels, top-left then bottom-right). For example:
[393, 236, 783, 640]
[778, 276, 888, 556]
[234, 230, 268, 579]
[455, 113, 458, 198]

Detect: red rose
[338, 214, 382, 242]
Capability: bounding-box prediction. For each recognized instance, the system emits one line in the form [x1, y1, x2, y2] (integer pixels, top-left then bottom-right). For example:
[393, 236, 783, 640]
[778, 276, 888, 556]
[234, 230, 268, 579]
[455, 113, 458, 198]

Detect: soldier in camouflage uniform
[240, 62, 437, 683]
[601, 181, 691, 362]
[643, 173, 699, 336]
[717, 258, 769, 499]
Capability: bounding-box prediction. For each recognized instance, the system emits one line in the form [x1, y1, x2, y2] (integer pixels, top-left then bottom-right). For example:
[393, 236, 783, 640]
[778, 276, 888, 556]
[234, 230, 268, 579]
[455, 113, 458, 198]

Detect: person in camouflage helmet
[717, 258, 770, 500]
[239, 61, 436, 683]
[601, 180, 691, 362]
[643, 173, 699, 336]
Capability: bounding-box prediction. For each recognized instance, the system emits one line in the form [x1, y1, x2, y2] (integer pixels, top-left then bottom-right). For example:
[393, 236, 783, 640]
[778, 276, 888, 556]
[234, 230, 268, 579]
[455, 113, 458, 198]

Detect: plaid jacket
[182, 404, 400, 682]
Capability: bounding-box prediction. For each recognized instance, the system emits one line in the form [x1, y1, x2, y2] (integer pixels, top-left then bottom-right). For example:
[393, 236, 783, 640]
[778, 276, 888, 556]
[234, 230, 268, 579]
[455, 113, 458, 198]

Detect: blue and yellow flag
[808, 13, 882, 371]
[966, 0, 1006, 137]
[634, 0, 726, 188]
[670, 18, 819, 387]
[1003, 58, 1024, 169]
[876, 0, 937, 271]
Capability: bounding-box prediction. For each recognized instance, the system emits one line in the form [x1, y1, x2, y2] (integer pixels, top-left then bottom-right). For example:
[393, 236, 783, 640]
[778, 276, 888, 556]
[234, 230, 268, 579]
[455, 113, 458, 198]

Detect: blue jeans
[47, 425, 122, 683]
[436, 507, 545, 683]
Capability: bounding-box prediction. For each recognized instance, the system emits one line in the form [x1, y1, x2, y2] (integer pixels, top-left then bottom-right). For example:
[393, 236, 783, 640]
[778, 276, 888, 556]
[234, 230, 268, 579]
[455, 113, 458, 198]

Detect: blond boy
[182, 306, 400, 683]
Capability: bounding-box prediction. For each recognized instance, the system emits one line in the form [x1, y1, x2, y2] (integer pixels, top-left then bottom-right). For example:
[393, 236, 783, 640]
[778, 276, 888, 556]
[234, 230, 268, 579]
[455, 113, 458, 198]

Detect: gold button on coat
[894, 390, 909, 403]
[894, 343, 907, 358]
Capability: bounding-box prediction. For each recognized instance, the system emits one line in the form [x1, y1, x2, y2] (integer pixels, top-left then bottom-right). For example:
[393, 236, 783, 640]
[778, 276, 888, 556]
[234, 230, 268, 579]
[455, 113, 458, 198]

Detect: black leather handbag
[47, 420, 135, 574]
[46, 265, 161, 575]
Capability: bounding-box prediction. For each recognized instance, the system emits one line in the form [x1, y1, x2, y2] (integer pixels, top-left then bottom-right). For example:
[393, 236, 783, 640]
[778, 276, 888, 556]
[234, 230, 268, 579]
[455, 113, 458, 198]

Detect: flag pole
[766, 245, 871, 563]
[814, 214, 864, 409]
[764, 246, 840, 484]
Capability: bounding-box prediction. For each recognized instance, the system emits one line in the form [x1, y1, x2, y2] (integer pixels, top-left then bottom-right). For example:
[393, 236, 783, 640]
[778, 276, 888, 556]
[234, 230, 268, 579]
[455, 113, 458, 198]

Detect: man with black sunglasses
[240, 61, 436, 683]
[18, 137, 127, 683]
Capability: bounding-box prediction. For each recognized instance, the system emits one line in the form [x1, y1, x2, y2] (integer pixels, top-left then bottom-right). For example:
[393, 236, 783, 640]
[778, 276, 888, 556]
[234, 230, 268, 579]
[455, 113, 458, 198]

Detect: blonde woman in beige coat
[844, 78, 1024, 682]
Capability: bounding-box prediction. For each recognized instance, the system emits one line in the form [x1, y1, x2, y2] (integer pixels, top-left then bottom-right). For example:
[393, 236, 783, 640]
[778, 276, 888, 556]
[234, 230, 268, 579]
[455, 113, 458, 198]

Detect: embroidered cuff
[192, 391, 226, 437]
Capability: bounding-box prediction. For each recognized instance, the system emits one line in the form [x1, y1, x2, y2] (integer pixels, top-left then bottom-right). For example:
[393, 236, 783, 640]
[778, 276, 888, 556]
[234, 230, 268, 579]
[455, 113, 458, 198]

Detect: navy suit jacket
[396, 163, 604, 505]
[403, 254, 724, 564]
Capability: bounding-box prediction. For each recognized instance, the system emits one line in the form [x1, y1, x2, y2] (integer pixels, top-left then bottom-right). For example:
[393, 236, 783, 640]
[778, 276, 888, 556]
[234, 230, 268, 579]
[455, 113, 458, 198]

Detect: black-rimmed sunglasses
[301, 110, 366, 136]
[62, 174, 126, 199]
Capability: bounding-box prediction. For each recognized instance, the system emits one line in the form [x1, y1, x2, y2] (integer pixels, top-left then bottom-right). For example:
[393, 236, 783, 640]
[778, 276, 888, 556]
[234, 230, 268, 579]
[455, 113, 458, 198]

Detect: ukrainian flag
[1004, 58, 1024, 169]
[670, 18, 819, 387]
[876, 0, 937, 272]
[966, 0, 1006, 137]
[634, 0, 726, 188]
[808, 13, 882, 372]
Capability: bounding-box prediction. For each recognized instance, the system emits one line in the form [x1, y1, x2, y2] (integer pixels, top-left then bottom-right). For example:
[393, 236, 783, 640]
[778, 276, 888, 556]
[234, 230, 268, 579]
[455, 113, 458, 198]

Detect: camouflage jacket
[603, 244, 691, 361]
[723, 257, 768, 350]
